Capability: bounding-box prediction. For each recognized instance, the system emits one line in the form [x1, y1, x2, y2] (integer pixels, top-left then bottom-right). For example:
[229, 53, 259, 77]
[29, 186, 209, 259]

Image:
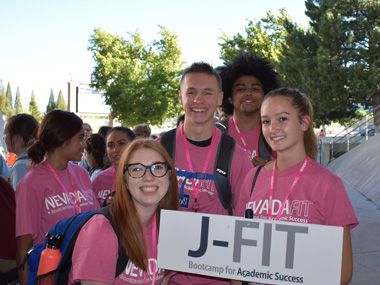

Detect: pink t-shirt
[92, 166, 115, 206]
[236, 158, 358, 228]
[71, 214, 164, 285]
[16, 162, 100, 244]
[167, 128, 253, 285]
[227, 117, 261, 161]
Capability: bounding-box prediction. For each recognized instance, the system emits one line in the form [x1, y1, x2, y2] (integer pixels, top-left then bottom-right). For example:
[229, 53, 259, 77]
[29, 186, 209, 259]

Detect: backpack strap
[218, 116, 272, 161]
[161, 127, 235, 215]
[160, 128, 177, 159]
[215, 117, 229, 133]
[250, 165, 263, 196]
[214, 133, 235, 216]
[55, 210, 102, 285]
[98, 206, 129, 277]
[258, 131, 272, 161]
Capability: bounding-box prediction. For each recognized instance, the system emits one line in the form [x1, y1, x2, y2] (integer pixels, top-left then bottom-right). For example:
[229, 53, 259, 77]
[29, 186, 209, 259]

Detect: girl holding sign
[70, 139, 179, 284]
[238, 88, 358, 285]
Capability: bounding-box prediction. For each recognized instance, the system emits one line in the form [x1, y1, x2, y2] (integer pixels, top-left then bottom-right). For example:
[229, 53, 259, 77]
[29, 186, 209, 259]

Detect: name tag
[179, 193, 190, 208]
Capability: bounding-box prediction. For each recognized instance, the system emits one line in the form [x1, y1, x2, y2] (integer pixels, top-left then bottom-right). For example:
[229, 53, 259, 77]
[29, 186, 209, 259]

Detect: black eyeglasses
[125, 162, 170, 178]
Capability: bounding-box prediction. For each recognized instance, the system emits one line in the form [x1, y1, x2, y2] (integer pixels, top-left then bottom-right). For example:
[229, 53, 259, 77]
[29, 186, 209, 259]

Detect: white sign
[77, 84, 110, 114]
[158, 210, 343, 285]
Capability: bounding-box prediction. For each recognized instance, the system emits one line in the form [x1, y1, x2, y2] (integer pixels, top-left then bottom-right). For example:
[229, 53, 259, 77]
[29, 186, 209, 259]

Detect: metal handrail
[329, 105, 380, 161]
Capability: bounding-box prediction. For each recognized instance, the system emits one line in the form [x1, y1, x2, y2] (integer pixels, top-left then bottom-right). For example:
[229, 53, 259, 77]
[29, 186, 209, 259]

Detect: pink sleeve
[76, 164, 100, 207]
[231, 144, 254, 215]
[92, 172, 104, 198]
[15, 178, 41, 240]
[72, 215, 118, 283]
[323, 177, 358, 228]
[234, 167, 256, 217]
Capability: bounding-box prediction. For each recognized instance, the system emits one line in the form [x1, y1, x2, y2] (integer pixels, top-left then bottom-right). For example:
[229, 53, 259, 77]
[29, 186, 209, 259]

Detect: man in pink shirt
[161, 62, 253, 285]
[219, 53, 280, 165]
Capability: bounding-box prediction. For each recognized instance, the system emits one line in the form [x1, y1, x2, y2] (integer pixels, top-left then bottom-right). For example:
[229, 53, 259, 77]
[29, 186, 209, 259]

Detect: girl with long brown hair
[237, 88, 358, 285]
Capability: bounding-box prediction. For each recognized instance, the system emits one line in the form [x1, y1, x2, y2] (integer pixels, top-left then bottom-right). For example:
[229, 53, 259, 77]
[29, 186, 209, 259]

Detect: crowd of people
[0, 52, 358, 285]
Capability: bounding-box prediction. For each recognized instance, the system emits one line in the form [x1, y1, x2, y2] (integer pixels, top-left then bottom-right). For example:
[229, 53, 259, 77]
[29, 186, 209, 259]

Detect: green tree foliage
[88, 26, 184, 126]
[0, 88, 6, 113]
[46, 89, 56, 113]
[56, 90, 67, 110]
[29, 91, 42, 122]
[219, 1, 380, 126]
[304, 0, 380, 125]
[14, 87, 23, 114]
[5, 82, 15, 116]
[219, 9, 291, 64]
[276, 16, 356, 126]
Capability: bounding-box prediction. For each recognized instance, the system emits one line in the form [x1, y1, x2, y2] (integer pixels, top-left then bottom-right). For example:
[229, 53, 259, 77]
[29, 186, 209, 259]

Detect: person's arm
[16, 234, 33, 285]
[230, 280, 242, 285]
[160, 275, 170, 285]
[341, 226, 353, 285]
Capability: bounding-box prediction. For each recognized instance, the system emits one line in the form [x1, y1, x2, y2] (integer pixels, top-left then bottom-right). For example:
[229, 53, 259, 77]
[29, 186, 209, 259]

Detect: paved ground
[328, 135, 380, 285]
[343, 179, 380, 285]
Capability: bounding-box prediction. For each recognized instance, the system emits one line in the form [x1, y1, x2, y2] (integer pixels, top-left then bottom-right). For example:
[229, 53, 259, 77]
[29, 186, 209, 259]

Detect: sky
[0, 0, 310, 112]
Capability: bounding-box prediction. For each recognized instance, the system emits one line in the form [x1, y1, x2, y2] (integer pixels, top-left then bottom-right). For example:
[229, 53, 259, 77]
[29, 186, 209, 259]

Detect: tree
[14, 87, 23, 114]
[29, 91, 42, 122]
[0, 88, 6, 113]
[219, 1, 380, 126]
[46, 89, 56, 113]
[219, 9, 291, 64]
[88, 26, 184, 126]
[275, 16, 357, 126]
[5, 82, 14, 116]
[304, 0, 380, 126]
[56, 90, 67, 110]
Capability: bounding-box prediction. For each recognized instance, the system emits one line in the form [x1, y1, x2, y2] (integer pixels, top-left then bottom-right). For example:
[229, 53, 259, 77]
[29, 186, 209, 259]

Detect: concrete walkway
[328, 135, 380, 285]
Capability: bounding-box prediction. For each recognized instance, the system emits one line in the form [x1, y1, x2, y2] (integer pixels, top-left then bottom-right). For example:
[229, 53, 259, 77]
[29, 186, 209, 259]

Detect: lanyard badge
[268, 157, 310, 220]
[178, 126, 218, 211]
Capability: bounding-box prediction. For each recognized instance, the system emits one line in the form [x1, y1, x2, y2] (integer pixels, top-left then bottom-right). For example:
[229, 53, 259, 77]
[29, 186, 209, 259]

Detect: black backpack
[216, 116, 272, 161]
[160, 128, 235, 215]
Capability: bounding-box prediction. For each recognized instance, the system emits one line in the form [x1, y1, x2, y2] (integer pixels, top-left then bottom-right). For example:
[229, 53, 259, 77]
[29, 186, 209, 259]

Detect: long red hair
[111, 139, 178, 270]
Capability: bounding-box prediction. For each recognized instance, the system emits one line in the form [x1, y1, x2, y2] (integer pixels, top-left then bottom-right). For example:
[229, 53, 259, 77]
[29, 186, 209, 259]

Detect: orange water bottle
[37, 234, 62, 276]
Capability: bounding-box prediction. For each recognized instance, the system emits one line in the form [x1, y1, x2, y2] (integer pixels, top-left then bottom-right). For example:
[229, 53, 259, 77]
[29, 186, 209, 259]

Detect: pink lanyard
[268, 157, 309, 220]
[45, 161, 82, 214]
[231, 117, 255, 157]
[145, 214, 157, 285]
[180, 126, 217, 209]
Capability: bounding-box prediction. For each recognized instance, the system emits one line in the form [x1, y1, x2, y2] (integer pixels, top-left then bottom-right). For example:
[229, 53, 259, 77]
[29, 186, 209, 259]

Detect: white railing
[328, 105, 380, 162]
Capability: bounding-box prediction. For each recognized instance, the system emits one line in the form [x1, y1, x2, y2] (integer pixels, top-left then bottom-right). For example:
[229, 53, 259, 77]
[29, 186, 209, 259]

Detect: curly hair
[219, 52, 280, 115]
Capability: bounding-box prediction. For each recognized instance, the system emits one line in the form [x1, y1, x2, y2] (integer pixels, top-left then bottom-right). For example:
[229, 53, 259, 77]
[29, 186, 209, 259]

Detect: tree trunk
[372, 86, 380, 132]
